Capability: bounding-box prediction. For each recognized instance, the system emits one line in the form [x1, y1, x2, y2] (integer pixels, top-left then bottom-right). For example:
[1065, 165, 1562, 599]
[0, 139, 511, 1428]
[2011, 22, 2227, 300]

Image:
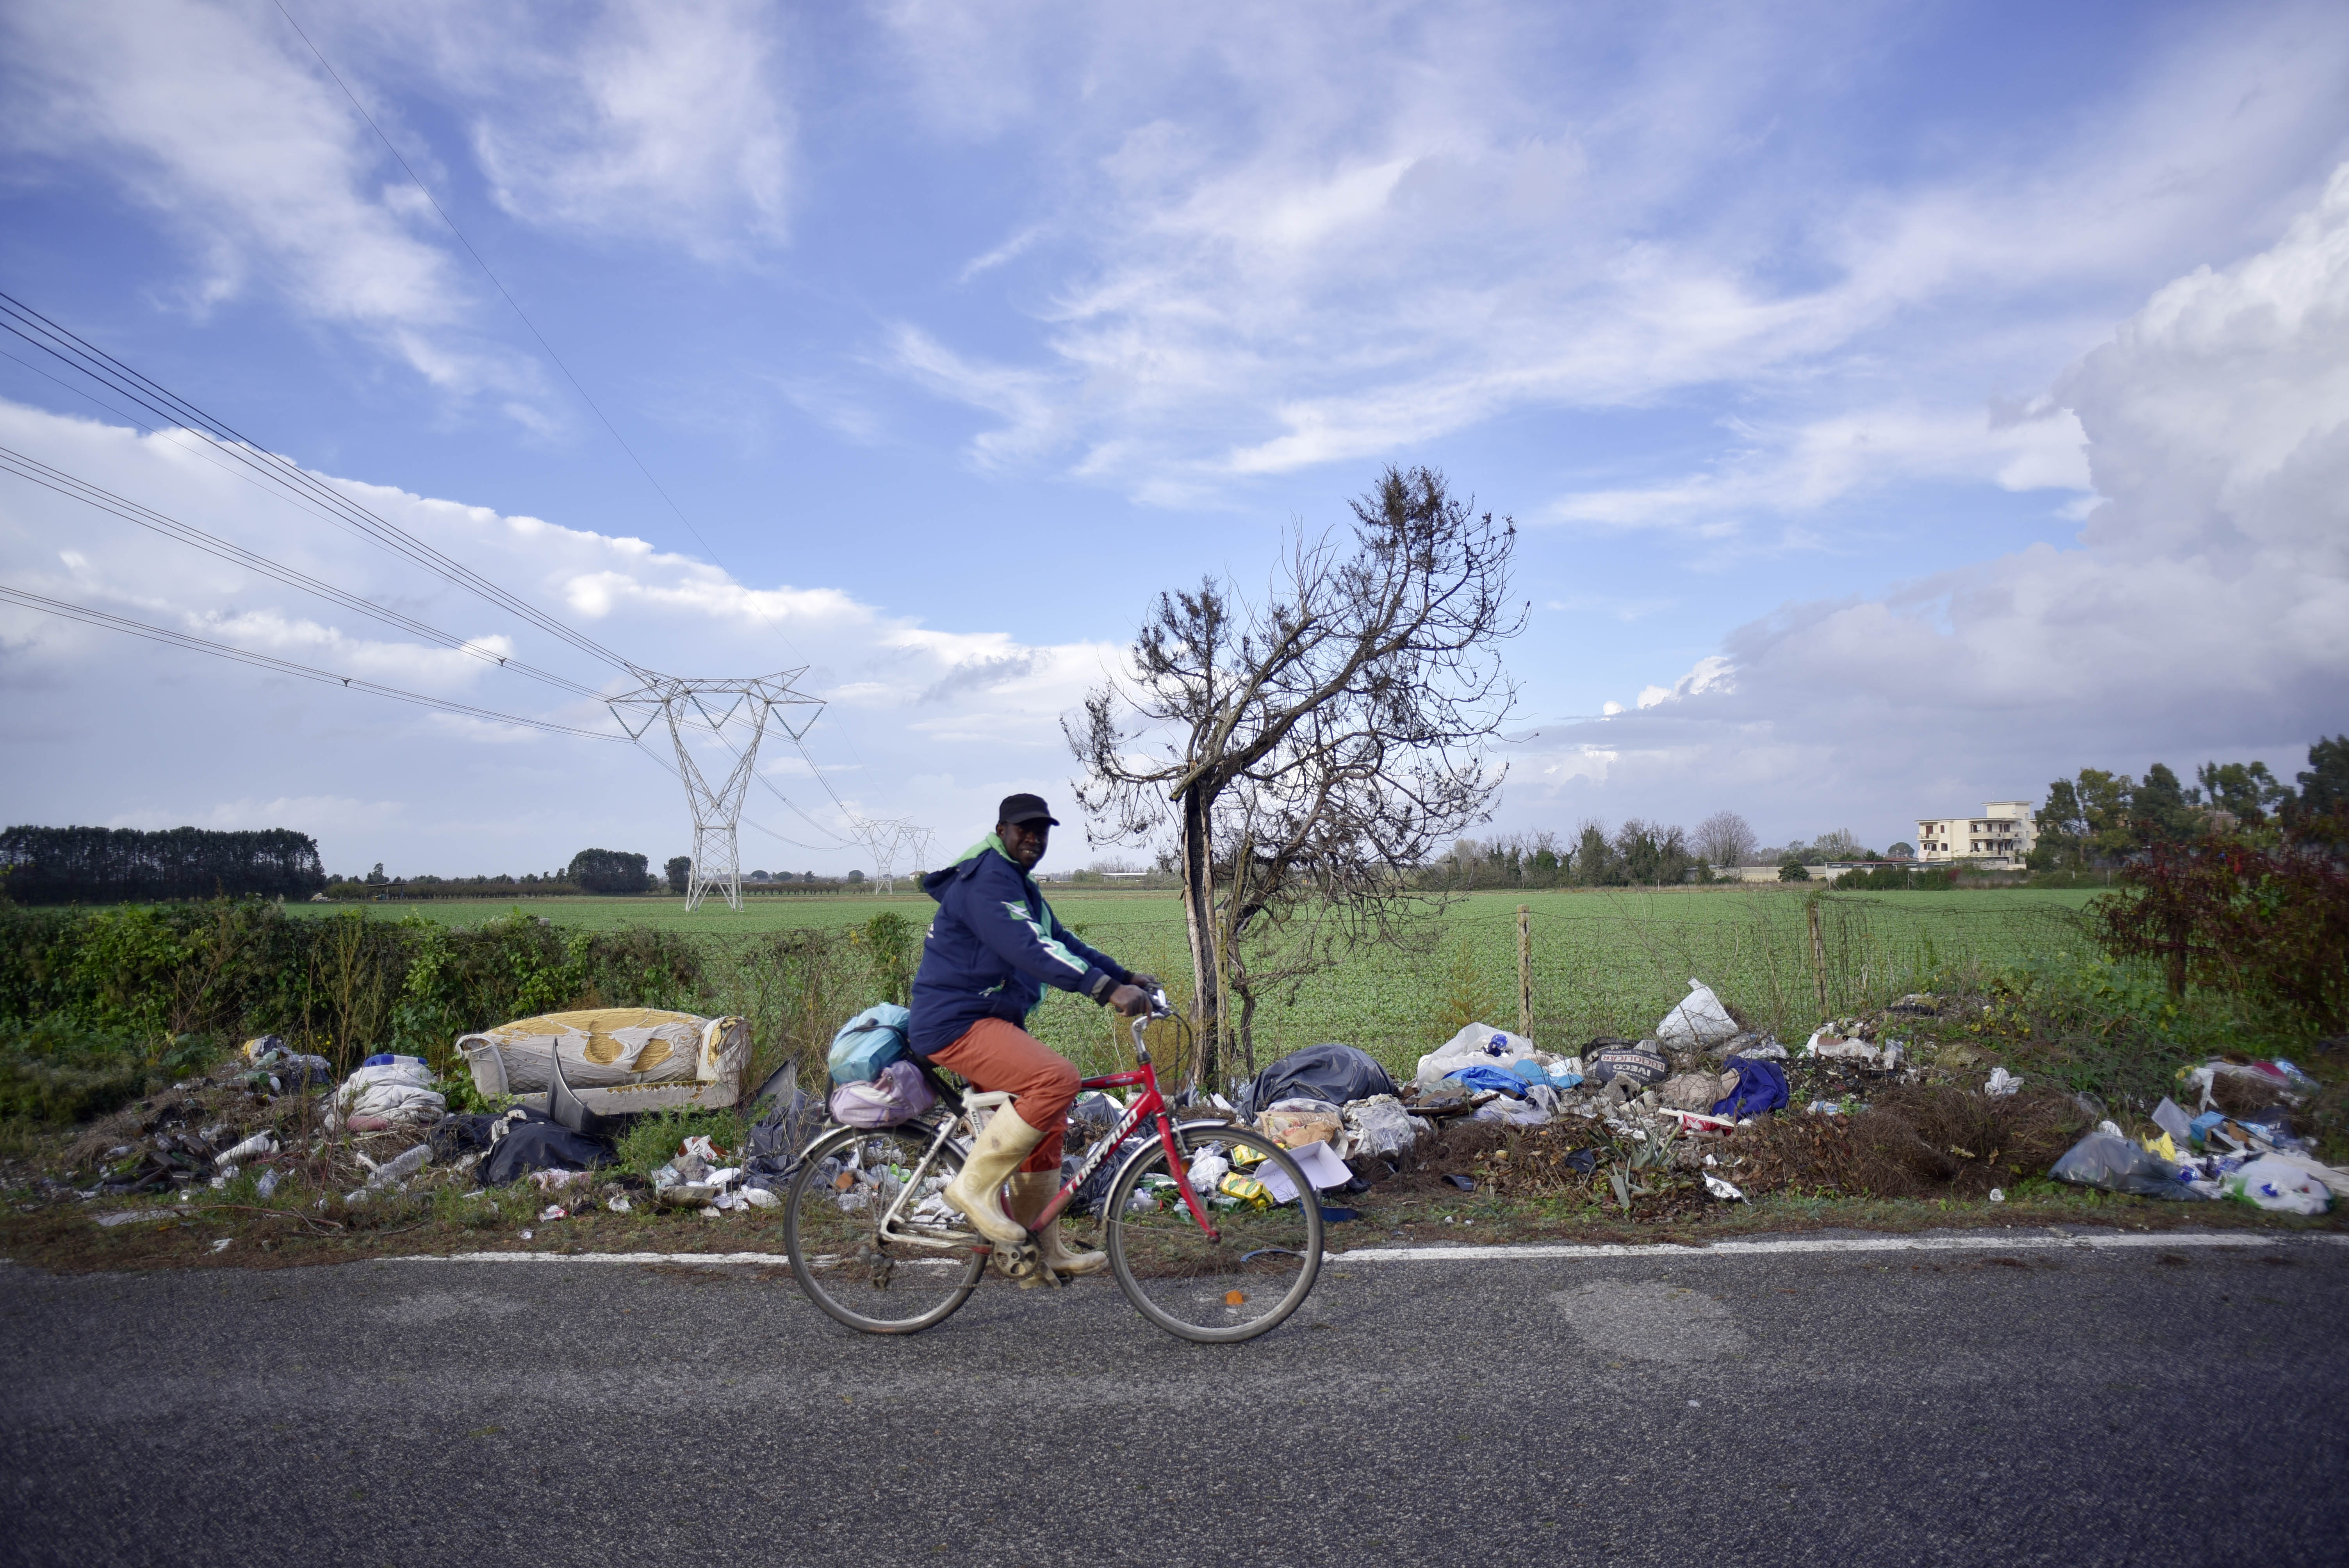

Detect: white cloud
[0, 0, 795, 406]
[0, 397, 1111, 871]
[2, 0, 470, 357]
[1501, 165, 2349, 843]
[392, 0, 794, 253]
[876, 2, 2349, 504]
[1549, 404, 2091, 537]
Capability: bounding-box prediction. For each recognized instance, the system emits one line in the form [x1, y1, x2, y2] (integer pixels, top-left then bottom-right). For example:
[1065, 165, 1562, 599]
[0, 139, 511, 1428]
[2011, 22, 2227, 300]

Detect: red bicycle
[783, 1003, 1324, 1343]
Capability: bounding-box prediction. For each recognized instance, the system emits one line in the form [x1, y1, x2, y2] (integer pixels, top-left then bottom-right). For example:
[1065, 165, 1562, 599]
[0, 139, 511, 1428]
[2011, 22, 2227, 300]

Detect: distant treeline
[0, 826, 326, 905]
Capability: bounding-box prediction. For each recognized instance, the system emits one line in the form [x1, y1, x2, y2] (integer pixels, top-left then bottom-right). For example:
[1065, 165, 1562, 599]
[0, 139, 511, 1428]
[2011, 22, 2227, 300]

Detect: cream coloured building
[1914, 801, 2037, 869]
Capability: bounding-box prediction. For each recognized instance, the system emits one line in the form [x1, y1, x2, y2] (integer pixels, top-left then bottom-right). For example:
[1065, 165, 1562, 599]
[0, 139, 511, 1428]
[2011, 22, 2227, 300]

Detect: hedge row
[0, 902, 919, 1114]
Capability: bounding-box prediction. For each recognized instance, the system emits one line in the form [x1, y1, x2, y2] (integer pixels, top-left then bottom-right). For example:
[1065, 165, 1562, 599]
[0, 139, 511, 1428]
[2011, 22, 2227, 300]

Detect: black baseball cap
[997, 793, 1061, 827]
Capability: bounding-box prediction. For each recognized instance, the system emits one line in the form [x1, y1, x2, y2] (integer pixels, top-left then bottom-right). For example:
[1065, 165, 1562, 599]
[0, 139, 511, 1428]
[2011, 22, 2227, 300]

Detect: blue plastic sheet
[1712, 1056, 1789, 1119]
[1445, 1064, 1530, 1099]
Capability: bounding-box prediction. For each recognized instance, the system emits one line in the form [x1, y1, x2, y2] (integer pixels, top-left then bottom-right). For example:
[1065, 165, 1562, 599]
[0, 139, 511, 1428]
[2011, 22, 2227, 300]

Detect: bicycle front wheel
[785, 1122, 986, 1335]
[1103, 1124, 1324, 1343]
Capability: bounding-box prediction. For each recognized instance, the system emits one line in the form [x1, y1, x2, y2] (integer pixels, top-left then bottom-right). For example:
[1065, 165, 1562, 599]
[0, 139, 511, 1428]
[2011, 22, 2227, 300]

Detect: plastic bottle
[365, 1143, 430, 1188]
[216, 1132, 277, 1165]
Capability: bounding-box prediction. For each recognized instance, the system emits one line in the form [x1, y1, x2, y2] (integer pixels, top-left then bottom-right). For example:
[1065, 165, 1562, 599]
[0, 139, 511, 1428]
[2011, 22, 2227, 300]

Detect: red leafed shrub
[2093, 833, 2349, 1032]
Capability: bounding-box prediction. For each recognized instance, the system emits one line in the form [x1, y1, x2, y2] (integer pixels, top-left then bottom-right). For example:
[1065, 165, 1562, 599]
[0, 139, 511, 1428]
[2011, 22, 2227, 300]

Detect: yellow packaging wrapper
[1217, 1173, 1272, 1210]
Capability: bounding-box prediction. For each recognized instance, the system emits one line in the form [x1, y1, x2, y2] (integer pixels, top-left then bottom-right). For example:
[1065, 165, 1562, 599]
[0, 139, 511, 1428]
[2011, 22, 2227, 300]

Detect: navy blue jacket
[907, 834, 1132, 1057]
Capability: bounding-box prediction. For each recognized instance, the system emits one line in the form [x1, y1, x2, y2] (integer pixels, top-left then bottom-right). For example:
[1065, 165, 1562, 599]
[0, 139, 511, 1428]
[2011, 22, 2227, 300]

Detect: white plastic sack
[1341, 1095, 1420, 1162]
[333, 1058, 446, 1126]
[2225, 1156, 2332, 1214]
[1473, 1083, 1558, 1126]
[1413, 1022, 1535, 1087]
[1656, 979, 1740, 1050]
[2263, 1151, 2349, 1199]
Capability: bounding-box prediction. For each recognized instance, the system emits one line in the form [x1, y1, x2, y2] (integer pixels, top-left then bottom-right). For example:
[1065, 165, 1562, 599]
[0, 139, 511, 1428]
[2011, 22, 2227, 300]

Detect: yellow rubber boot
[941, 1109, 1046, 1247]
[1009, 1171, 1108, 1278]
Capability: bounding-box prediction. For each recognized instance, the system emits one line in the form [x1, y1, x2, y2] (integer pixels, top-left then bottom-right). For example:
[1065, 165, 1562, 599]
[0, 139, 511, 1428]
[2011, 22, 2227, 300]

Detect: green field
[301, 886, 2103, 1078]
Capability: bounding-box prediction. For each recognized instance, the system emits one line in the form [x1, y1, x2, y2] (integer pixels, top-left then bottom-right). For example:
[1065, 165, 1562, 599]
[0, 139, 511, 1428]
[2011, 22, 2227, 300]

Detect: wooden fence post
[1516, 903, 1532, 1037]
[1806, 896, 1830, 1020]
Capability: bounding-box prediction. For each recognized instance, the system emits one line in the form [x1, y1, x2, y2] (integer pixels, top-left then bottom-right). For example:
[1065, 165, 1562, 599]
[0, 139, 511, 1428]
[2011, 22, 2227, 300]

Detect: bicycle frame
[1033, 1051, 1220, 1240]
[865, 1008, 1221, 1254]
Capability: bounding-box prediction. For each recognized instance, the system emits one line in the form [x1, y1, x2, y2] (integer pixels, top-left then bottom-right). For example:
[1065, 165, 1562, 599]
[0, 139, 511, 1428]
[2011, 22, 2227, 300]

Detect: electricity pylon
[609, 670, 823, 912]
[857, 818, 935, 894]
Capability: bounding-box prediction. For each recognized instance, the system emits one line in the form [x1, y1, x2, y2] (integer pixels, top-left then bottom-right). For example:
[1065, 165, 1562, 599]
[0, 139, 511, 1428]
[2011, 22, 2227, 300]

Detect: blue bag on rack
[828, 1003, 912, 1084]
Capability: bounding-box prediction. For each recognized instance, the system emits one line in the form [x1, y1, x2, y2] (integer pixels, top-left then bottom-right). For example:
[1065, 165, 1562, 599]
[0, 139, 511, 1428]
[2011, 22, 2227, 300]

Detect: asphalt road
[3, 1229, 2344, 1566]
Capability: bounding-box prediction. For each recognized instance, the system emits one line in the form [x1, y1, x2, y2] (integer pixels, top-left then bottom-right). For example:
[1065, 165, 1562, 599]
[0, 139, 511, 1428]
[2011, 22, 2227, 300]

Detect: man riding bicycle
[912, 793, 1158, 1277]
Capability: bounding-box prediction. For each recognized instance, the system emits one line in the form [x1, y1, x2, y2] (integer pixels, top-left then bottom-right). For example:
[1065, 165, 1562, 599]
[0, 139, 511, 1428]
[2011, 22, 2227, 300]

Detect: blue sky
[3, 0, 2347, 877]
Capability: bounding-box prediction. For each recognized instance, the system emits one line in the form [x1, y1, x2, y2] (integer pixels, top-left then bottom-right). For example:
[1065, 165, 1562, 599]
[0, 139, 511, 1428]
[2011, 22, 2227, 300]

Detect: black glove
[1128, 971, 1164, 995]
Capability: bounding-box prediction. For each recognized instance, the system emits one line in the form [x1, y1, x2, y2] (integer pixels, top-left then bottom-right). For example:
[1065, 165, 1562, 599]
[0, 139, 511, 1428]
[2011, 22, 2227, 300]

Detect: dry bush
[2208, 1071, 2287, 1117]
[1726, 1086, 2087, 1200]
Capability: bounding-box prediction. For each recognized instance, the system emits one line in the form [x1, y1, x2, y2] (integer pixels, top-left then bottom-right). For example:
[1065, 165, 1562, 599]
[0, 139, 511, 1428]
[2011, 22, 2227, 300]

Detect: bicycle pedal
[991, 1238, 1042, 1280]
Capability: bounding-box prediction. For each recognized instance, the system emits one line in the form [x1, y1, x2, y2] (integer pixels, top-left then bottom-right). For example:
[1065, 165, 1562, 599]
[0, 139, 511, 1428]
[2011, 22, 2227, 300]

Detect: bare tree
[1695, 810, 1757, 871]
[1066, 465, 1525, 1088]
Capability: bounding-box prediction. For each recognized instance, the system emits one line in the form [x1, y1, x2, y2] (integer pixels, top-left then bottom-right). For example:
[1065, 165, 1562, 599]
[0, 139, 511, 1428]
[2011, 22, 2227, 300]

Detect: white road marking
[1335, 1231, 2349, 1263]
[368, 1229, 2347, 1269]
[383, 1251, 790, 1266]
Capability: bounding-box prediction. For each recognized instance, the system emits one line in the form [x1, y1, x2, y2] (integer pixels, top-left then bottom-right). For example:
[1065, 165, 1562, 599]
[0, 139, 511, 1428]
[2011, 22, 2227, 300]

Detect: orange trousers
[927, 1017, 1080, 1173]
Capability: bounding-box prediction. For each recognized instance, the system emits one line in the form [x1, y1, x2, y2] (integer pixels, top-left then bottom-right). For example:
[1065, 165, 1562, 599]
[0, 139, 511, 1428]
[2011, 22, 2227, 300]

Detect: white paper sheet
[1255, 1139, 1354, 1203]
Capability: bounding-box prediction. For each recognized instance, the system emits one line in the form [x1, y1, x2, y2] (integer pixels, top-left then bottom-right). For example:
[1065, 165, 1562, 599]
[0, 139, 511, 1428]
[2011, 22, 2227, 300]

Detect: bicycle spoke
[786, 1123, 986, 1334]
[1105, 1126, 1322, 1342]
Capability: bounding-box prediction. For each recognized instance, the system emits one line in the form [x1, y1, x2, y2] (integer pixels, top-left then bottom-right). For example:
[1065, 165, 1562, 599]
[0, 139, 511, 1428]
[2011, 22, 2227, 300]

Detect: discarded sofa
[456, 1007, 751, 1117]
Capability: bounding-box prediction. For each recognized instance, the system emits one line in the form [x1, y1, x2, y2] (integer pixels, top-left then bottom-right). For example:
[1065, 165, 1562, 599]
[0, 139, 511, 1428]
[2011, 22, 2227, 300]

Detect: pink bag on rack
[828, 1059, 936, 1127]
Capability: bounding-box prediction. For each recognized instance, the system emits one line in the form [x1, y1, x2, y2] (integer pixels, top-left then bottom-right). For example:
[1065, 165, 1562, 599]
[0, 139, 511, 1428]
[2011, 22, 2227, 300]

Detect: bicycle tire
[1103, 1123, 1323, 1343]
[784, 1121, 986, 1335]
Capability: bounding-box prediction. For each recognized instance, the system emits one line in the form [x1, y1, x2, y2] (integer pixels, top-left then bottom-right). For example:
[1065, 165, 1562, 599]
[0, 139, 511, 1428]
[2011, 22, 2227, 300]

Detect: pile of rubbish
[55, 1008, 784, 1222]
[60, 1034, 341, 1201]
[2047, 1059, 2344, 1214]
[1209, 980, 2344, 1220]
[1188, 986, 1797, 1219]
[636, 1068, 827, 1218]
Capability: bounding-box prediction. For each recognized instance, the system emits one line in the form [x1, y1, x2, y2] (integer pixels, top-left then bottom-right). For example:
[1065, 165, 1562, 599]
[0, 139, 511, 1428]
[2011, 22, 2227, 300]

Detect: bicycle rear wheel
[1103, 1124, 1323, 1343]
[785, 1122, 986, 1334]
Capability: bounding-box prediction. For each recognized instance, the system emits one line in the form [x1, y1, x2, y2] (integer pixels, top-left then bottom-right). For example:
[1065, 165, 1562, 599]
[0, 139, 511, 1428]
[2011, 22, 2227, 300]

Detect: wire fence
[3, 891, 2098, 1103]
[894, 889, 2097, 1084]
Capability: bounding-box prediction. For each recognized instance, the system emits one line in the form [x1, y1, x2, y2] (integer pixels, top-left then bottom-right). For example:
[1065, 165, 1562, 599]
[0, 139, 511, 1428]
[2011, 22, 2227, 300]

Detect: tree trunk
[1237, 985, 1258, 1079]
[1178, 782, 1224, 1092]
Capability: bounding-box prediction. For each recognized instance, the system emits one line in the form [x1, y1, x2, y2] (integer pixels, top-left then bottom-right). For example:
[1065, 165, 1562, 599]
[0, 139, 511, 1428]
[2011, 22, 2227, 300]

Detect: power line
[0, 443, 606, 699]
[266, 5, 902, 819]
[0, 292, 642, 676]
[3, 293, 878, 856]
[0, 584, 622, 741]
